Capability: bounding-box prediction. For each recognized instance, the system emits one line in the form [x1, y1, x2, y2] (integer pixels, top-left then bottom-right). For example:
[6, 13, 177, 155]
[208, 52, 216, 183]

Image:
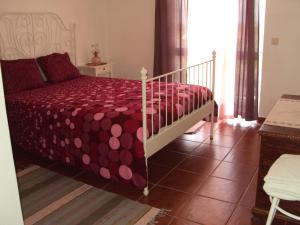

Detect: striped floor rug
[17, 165, 161, 225]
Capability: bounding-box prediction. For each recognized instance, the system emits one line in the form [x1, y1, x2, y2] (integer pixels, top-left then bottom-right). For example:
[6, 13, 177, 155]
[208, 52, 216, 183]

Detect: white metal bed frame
[0, 12, 216, 196]
[141, 54, 216, 196]
[0, 12, 76, 64]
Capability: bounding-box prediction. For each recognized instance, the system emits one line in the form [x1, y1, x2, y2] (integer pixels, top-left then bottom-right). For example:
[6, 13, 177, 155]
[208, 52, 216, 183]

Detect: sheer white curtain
[187, 0, 238, 119]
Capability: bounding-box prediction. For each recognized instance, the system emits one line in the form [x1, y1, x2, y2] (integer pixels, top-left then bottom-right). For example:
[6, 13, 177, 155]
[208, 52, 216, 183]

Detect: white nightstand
[78, 63, 113, 78]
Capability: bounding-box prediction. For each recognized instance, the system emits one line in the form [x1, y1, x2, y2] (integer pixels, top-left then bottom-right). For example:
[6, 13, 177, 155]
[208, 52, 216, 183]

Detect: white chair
[263, 154, 300, 225]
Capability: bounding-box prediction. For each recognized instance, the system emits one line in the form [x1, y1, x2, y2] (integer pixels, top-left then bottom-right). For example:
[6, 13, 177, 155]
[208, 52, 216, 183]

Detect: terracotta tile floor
[14, 120, 270, 225]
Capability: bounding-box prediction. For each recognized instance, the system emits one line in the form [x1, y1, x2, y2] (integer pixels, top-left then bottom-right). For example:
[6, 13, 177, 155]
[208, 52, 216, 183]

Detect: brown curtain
[234, 0, 259, 120]
[153, 0, 188, 76]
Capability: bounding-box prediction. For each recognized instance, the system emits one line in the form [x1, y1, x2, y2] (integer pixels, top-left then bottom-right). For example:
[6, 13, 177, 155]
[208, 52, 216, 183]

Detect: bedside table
[78, 63, 113, 78]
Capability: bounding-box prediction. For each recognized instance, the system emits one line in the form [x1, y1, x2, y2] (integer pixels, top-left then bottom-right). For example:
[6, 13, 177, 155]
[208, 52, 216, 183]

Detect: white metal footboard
[141, 51, 216, 196]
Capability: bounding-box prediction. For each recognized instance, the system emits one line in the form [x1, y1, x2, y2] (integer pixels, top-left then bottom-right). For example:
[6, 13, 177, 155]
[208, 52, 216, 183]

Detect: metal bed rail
[141, 51, 216, 196]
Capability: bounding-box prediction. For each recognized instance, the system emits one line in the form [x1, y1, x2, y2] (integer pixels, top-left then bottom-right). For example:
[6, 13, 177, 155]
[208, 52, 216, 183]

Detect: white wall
[0, 1, 108, 221]
[106, 0, 155, 79]
[0, 0, 156, 79]
[0, 0, 108, 66]
[259, 0, 300, 117]
[0, 1, 154, 221]
[0, 68, 23, 224]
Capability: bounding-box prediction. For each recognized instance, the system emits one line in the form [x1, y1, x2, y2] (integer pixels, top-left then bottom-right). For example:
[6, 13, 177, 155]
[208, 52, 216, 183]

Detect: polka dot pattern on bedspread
[5, 76, 213, 188]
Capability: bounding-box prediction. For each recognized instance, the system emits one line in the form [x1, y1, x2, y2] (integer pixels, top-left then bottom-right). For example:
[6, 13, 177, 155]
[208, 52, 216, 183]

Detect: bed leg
[210, 113, 214, 140]
[143, 187, 149, 196]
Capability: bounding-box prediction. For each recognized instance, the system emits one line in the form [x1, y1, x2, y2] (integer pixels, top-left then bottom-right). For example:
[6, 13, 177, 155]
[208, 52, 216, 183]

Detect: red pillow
[37, 53, 80, 83]
[0, 59, 45, 95]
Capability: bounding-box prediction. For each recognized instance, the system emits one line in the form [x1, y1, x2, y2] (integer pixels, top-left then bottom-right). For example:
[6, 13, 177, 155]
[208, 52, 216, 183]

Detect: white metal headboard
[0, 12, 76, 64]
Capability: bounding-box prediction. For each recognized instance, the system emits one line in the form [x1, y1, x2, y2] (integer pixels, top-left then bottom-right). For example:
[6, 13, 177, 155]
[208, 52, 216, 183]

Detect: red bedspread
[6, 76, 213, 188]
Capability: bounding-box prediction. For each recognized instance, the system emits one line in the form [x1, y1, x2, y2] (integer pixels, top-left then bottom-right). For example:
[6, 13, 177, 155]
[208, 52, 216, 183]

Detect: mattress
[6, 76, 212, 188]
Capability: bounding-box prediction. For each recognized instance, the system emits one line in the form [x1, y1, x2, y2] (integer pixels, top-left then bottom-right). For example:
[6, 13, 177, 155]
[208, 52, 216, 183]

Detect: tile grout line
[138, 153, 190, 202]
[141, 123, 250, 211]
[224, 169, 258, 225]
[223, 127, 261, 225]
[188, 123, 252, 225]
[236, 167, 259, 209]
[207, 125, 251, 179]
[171, 215, 205, 225]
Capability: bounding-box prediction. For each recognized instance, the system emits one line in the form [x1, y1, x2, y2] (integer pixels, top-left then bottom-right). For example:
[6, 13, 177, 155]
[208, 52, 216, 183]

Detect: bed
[0, 12, 216, 196]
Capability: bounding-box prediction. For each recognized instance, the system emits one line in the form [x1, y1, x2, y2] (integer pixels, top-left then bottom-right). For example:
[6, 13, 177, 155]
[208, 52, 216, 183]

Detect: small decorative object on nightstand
[90, 43, 101, 65]
[78, 63, 113, 78]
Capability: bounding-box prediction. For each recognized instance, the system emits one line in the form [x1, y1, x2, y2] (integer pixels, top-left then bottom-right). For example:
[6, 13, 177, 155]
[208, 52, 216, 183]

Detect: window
[187, 0, 238, 118]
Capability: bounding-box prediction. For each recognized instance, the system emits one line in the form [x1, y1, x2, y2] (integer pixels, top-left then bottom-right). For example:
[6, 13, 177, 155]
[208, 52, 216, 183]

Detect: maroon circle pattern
[6, 76, 214, 189]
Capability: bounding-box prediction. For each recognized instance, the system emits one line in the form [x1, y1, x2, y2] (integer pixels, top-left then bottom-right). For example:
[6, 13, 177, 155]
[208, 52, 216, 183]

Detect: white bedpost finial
[141, 67, 148, 80]
[212, 50, 216, 59]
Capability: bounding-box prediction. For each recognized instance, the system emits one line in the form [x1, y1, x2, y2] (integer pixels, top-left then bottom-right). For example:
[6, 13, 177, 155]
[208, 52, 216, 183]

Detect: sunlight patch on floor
[225, 116, 257, 128]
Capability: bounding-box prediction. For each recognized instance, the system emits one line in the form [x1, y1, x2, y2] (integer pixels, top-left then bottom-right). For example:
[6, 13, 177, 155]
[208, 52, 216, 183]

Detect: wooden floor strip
[24, 184, 92, 225]
[17, 165, 40, 177]
[19, 166, 161, 225]
[134, 207, 161, 225]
